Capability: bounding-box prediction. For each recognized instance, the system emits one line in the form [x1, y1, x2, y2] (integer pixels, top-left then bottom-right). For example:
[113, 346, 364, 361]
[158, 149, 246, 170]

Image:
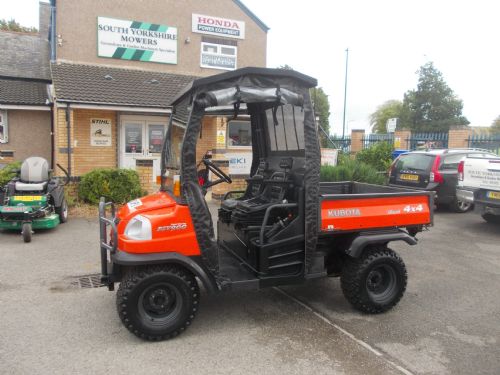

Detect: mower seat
[14, 157, 50, 193]
[15, 181, 48, 191]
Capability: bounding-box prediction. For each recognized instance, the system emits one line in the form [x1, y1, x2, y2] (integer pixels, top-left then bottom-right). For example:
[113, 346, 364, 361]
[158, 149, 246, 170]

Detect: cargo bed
[319, 182, 434, 232]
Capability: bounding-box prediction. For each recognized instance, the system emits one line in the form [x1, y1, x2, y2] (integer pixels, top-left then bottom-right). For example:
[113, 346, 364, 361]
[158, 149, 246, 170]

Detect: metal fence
[408, 132, 448, 150]
[468, 135, 500, 154]
[362, 134, 394, 149]
[325, 136, 351, 153]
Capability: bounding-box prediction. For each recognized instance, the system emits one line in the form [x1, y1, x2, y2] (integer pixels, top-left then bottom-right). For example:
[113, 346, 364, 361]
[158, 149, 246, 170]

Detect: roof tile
[51, 62, 196, 108]
[0, 78, 49, 105]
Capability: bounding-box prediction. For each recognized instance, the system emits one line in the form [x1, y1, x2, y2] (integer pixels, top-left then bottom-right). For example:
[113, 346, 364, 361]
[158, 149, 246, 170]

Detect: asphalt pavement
[0, 209, 499, 375]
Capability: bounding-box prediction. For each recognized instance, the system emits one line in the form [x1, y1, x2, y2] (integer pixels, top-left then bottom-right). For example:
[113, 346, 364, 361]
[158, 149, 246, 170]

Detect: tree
[370, 100, 403, 133]
[277, 64, 294, 71]
[0, 19, 38, 33]
[490, 115, 500, 134]
[312, 87, 331, 147]
[400, 62, 469, 132]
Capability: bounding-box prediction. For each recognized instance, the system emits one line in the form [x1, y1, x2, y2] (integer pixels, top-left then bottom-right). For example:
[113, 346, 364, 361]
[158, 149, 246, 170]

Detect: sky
[2, 0, 499, 135]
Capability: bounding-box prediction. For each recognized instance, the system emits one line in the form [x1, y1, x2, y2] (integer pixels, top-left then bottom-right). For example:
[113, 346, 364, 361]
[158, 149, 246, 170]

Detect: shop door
[120, 119, 167, 182]
[147, 123, 166, 181]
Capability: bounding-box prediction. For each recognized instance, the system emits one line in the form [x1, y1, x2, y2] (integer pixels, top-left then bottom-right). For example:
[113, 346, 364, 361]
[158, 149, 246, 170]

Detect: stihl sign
[192, 14, 245, 39]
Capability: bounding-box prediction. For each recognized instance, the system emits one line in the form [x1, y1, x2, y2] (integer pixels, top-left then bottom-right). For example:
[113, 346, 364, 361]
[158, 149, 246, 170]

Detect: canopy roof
[171, 67, 317, 106]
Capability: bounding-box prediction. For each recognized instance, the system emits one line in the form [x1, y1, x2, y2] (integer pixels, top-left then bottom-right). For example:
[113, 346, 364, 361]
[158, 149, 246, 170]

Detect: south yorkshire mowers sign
[192, 14, 245, 39]
[97, 17, 177, 64]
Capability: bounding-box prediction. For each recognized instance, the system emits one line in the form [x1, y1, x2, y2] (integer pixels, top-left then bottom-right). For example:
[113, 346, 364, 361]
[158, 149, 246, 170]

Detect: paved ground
[0, 209, 499, 375]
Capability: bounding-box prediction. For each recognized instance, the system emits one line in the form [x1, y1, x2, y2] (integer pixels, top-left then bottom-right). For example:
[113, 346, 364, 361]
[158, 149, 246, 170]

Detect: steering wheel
[202, 158, 232, 184]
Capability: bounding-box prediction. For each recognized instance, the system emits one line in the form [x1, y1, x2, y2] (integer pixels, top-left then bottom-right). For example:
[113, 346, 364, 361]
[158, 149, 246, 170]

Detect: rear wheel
[22, 223, 32, 243]
[482, 213, 500, 224]
[450, 198, 472, 213]
[56, 198, 68, 223]
[341, 246, 407, 313]
[116, 265, 199, 341]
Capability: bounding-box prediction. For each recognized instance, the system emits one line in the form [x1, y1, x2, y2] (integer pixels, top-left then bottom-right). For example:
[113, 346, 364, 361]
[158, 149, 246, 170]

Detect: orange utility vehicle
[99, 68, 434, 341]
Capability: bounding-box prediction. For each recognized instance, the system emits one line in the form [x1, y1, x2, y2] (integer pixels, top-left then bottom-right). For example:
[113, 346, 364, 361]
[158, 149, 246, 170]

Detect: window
[440, 154, 465, 170]
[200, 42, 237, 71]
[227, 120, 251, 147]
[394, 154, 434, 172]
[0, 110, 8, 143]
[266, 104, 305, 152]
[124, 123, 143, 153]
[148, 124, 164, 153]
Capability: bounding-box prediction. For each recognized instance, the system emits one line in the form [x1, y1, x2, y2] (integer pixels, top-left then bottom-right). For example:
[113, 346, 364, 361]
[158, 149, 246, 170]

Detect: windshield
[394, 153, 435, 172]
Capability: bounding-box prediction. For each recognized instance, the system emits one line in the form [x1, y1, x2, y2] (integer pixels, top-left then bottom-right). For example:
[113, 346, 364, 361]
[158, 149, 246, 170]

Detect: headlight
[124, 215, 152, 240]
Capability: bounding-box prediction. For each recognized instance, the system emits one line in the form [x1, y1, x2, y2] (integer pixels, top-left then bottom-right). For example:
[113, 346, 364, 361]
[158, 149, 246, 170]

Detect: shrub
[78, 168, 143, 204]
[355, 142, 394, 172]
[320, 158, 386, 185]
[0, 161, 21, 187]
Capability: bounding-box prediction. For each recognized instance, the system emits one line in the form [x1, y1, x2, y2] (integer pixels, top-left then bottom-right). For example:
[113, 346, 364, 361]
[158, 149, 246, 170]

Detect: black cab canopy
[165, 67, 321, 273]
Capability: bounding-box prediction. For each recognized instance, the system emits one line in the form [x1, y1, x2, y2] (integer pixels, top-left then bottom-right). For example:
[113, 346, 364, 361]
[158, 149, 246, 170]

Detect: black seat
[231, 158, 294, 227]
[220, 159, 268, 210]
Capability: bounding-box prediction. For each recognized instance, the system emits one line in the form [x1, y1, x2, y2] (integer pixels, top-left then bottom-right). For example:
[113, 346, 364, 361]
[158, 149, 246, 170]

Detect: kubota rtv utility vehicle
[99, 68, 434, 341]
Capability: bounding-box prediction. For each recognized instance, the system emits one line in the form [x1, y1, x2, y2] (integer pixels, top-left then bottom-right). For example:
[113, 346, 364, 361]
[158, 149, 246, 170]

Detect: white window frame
[227, 119, 252, 149]
[0, 110, 8, 143]
[200, 42, 237, 71]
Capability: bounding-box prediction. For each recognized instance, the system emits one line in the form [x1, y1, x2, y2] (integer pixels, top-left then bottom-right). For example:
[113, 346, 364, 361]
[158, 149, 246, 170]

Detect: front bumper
[98, 198, 118, 291]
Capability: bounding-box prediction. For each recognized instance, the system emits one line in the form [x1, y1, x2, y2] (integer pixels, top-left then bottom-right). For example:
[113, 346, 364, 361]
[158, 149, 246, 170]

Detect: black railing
[468, 135, 500, 154]
[407, 132, 448, 150]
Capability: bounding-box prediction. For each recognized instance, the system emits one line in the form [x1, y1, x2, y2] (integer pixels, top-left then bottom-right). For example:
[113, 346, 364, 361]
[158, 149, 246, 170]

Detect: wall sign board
[227, 152, 252, 175]
[97, 16, 177, 64]
[321, 148, 338, 166]
[192, 14, 245, 39]
[200, 42, 237, 71]
[90, 118, 112, 146]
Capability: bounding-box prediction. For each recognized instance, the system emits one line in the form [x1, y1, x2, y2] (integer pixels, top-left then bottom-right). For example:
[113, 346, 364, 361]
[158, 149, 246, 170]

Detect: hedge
[0, 161, 21, 187]
[320, 158, 386, 185]
[78, 168, 143, 204]
[355, 142, 394, 172]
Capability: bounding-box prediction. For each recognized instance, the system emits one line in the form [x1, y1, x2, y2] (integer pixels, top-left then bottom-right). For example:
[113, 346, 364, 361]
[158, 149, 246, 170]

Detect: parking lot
[1, 209, 499, 375]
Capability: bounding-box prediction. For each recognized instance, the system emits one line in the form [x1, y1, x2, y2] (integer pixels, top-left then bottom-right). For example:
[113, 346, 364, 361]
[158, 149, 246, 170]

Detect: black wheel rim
[366, 264, 398, 304]
[138, 282, 183, 328]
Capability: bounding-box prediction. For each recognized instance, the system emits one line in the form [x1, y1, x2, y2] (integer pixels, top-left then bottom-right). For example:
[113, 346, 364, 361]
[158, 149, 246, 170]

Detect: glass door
[146, 123, 167, 182]
[121, 122, 146, 170]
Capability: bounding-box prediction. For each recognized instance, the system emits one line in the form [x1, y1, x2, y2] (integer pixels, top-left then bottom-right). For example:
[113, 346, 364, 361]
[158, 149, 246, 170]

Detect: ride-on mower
[0, 157, 69, 242]
[99, 68, 434, 341]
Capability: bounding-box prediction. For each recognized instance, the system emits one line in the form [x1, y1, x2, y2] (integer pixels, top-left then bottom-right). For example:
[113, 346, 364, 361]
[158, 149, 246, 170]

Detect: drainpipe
[49, 0, 56, 61]
[65, 103, 71, 178]
[50, 103, 55, 169]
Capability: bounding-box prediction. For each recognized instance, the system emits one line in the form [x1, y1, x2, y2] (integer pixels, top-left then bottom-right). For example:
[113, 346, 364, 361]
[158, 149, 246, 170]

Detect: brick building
[2, 0, 268, 195]
[0, 2, 52, 164]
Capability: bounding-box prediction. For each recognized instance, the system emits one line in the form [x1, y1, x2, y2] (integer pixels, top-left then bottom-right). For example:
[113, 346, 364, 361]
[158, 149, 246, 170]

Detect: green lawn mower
[0, 157, 69, 242]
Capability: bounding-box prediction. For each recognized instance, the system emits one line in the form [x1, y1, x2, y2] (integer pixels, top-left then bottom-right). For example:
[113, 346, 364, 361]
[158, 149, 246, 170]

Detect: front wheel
[56, 198, 68, 223]
[341, 246, 407, 313]
[116, 265, 199, 341]
[22, 223, 32, 243]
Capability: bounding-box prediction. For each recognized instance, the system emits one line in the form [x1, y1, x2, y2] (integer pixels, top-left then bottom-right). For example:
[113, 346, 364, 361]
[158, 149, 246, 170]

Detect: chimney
[39, 1, 51, 40]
